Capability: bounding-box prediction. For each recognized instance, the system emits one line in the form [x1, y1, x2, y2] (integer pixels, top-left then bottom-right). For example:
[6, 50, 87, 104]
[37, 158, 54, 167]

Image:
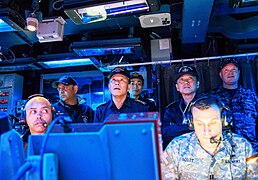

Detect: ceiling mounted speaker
[139, 13, 171, 28]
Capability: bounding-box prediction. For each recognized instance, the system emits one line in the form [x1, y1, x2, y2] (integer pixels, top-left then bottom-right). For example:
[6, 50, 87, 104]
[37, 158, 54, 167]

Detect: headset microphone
[43, 123, 48, 127]
[210, 137, 222, 144]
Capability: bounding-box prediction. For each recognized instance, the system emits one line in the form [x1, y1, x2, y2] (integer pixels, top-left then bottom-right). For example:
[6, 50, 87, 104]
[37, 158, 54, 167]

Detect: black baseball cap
[219, 58, 239, 71]
[130, 72, 144, 85]
[52, 76, 78, 88]
[109, 67, 130, 79]
[174, 65, 198, 81]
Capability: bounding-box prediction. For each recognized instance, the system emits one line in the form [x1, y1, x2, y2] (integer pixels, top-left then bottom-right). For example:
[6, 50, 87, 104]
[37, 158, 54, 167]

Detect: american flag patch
[161, 151, 172, 166]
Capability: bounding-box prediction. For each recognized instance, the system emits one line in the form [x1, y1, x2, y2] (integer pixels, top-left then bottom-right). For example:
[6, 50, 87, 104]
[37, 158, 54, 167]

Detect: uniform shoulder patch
[135, 99, 147, 105]
[161, 151, 173, 166]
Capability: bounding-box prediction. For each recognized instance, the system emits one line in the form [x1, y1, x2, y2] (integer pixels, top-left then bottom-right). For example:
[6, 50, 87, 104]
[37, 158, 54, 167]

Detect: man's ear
[127, 83, 131, 92]
[74, 85, 79, 93]
[219, 71, 222, 79]
[197, 81, 200, 89]
[175, 83, 179, 91]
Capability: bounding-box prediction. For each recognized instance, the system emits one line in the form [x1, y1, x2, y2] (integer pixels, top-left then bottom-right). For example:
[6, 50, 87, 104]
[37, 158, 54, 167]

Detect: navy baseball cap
[174, 65, 198, 81]
[52, 76, 78, 88]
[219, 58, 239, 71]
[130, 72, 144, 84]
[109, 67, 130, 79]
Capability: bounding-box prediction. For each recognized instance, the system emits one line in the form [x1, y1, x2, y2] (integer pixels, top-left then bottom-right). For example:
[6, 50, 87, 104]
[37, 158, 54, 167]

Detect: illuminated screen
[0, 18, 15, 32]
[27, 112, 161, 179]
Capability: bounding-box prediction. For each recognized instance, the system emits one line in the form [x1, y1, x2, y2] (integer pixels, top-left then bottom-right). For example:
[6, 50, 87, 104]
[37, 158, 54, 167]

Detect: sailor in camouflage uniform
[209, 58, 258, 151]
[161, 97, 258, 179]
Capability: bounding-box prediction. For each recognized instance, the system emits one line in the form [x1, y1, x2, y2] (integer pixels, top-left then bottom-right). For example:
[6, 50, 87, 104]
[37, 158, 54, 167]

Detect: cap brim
[174, 72, 198, 82]
[52, 81, 59, 88]
[109, 72, 130, 79]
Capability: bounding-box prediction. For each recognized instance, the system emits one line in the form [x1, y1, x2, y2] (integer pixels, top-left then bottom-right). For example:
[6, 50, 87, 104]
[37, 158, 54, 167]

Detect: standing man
[94, 67, 148, 123]
[129, 72, 157, 111]
[52, 76, 94, 123]
[22, 95, 53, 151]
[210, 58, 258, 152]
[161, 97, 258, 179]
[162, 65, 200, 149]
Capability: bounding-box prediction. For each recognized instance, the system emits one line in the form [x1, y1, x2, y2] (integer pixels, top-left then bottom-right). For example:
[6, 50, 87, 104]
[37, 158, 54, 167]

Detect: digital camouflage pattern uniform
[161, 132, 258, 180]
[210, 86, 258, 151]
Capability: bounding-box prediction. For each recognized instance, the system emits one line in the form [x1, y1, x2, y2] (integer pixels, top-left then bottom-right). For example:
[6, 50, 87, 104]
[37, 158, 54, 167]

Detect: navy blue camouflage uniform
[53, 96, 94, 123]
[210, 86, 258, 151]
[94, 97, 148, 123]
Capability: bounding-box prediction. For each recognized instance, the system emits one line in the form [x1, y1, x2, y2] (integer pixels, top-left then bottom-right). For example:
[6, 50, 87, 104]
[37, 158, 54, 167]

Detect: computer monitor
[0, 130, 25, 179]
[27, 112, 162, 180]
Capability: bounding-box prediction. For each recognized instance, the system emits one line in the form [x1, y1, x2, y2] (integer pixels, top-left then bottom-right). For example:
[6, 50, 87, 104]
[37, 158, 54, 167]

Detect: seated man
[94, 67, 148, 123]
[161, 96, 258, 179]
[22, 95, 53, 151]
[129, 72, 157, 111]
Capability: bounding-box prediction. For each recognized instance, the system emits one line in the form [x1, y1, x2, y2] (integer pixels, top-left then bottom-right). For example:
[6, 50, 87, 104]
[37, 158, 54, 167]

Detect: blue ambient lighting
[107, 3, 149, 16]
[0, 18, 15, 32]
[74, 47, 134, 56]
[40, 58, 93, 68]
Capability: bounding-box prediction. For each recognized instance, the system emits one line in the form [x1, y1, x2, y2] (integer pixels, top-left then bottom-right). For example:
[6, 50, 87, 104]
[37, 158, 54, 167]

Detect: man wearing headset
[162, 65, 200, 149]
[22, 95, 53, 151]
[161, 97, 258, 179]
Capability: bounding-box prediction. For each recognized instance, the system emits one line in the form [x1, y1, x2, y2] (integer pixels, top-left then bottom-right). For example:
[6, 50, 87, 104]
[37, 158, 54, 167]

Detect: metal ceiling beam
[181, 0, 215, 43]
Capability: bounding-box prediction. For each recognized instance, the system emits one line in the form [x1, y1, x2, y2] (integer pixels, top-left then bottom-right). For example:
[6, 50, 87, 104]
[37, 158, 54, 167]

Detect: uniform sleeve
[245, 139, 258, 179]
[94, 107, 101, 123]
[160, 142, 180, 180]
[148, 101, 157, 112]
[87, 107, 95, 123]
[162, 108, 190, 147]
[139, 103, 149, 112]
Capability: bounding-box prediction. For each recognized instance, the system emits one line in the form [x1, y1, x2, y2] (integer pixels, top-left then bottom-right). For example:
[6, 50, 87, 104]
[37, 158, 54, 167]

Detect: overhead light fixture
[38, 58, 93, 69]
[71, 38, 143, 56]
[25, 0, 42, 32]
[36, 16, 66, 43]
[74, 47, 135, 56]
[0, 57, 41, 72]
[26, 17, 38, 32]
[64, 0, 150, 25]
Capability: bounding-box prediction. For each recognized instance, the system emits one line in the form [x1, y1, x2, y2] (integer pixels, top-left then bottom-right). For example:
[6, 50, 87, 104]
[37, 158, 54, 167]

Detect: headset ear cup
[186, 113, 194, 130]
[221, 108, 232, 130]
[221, 109, 226, 128]
[19, 110, 26, 125]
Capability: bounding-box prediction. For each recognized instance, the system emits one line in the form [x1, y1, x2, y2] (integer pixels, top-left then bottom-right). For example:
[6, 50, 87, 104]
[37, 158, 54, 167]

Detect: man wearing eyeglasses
[162, 65, 200, 149]
[94, 67, 148, 123]
[52, 76, 94, 123]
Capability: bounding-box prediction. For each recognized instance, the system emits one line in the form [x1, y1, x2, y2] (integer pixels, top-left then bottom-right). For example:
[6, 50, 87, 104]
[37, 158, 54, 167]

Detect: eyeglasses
[177, 77, 195, 84]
